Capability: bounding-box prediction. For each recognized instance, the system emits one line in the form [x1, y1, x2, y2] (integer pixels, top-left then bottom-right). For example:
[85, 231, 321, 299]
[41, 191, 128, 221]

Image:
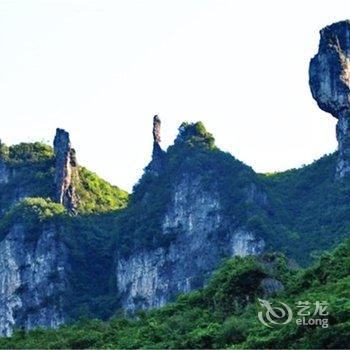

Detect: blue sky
[0, 0, 348, 191]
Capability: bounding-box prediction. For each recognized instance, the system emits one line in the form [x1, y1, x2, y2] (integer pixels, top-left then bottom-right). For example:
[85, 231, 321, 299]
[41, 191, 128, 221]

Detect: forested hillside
[1, 238, 348, 349]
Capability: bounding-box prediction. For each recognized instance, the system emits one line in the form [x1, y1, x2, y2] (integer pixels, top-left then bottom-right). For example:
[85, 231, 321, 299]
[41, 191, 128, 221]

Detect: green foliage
[75, 167, 128, 213]
[0, 142, 56, 213]
[0, 140, 8, 158]
[1, 240, 349, 349]
[261, 152, 350, 265]
[0, 140, 128, 215]
[6, 143, 54, 164]
[60, 212, 121, 321]
[201, 257, 267, 317]
[1, 197, 65, 225]
[0, 197, 65, 241]
[177, 122, 216, 149]
[287, 238, 350, 292]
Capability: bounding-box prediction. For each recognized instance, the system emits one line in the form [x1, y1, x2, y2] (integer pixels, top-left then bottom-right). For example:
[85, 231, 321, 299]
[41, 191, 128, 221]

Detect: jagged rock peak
[309, 20, 350, 118]
[53, 128, 78, 213]
[147, 116, 165, 175]
[153, 115, 161, 144]
[309, 20, 350, 178]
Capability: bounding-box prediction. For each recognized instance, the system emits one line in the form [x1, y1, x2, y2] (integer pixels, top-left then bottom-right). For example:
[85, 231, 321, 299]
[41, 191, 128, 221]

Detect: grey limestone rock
[309, 20, 350, 178]
[147, 116, 166, 175]
[53, 128, 78, 212]
[0, 224, 68, 336]
[117, 174, 265, 313]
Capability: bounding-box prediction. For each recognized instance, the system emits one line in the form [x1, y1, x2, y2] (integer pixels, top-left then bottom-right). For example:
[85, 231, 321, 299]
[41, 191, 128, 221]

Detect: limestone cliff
[309, 20, 350, 178]
[116, 121, 266, 312]
[117, 176, 265, 312]
[0, 224, 68, 336]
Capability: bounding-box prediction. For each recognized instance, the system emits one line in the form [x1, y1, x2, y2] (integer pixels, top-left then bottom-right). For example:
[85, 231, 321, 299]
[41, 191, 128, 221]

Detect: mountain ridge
[0, 115, 347, 335]
[0, 19, 350, 347]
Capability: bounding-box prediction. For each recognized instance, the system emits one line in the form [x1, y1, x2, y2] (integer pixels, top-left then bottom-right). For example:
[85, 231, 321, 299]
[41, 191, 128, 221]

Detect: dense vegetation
[0, 197, 65, 241]
[0, 143, 56, 213]
[261, 152, 350, 265]
[0, 141, 128, 217]
[75, 167, 128, 213]
[1, 238, 348, 349]
[60, 212, 122, 322]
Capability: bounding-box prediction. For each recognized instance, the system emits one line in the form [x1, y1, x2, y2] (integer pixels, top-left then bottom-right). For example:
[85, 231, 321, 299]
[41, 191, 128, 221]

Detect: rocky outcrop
[53, 129, 78, 212]
[260, 277, 284, 296]
[0, 159, 9, 185]
[309, 20, 350, 178]
[117, 174, 265, 313]
[0, 224, 68, 336]
[153, 115, 161, 144]
[147, 116, 165, 175]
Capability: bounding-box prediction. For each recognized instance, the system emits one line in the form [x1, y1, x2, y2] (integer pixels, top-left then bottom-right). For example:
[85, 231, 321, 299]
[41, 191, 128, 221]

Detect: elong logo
[258, 299, 329, 329]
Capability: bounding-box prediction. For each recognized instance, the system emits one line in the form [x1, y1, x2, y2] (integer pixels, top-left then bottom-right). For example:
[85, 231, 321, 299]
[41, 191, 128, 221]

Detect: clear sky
[0, 0, 348, 191]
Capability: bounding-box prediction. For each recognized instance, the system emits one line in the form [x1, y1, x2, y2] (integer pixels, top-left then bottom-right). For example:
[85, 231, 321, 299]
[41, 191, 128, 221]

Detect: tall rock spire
[153, 115, 161, 144]
[53, 128, 78, 213]
[309, 20, 350, 178]
[147, 115, 165, 174]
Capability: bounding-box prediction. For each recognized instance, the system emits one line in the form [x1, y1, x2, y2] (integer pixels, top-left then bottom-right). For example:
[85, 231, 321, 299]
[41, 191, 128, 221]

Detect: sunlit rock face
[0, 224, 68, 336]
[117, 174, 265, 313]
[309, 20, 350, 178]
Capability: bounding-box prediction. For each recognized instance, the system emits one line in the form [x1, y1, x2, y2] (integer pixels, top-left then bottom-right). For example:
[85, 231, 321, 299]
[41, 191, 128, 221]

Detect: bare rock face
[117, 174, 265, 313]
[0, 224, 68, 336]
[53, 129, 78, 213]
[309, 20, 350, 178]
[0, 159, 9, 185]
[147, 115, 165, 174]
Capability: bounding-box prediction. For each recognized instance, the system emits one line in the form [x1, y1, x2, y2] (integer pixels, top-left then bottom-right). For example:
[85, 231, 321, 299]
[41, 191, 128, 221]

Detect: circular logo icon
[258, 298, 293, 327]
